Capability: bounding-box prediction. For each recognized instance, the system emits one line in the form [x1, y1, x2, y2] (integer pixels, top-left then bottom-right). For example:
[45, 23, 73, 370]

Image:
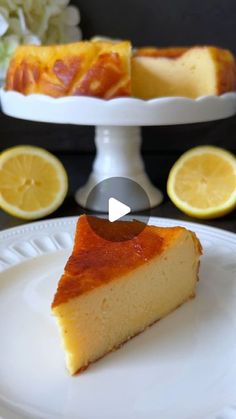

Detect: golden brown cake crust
[5, 41, 131, 99]
[51, 215, 189, 308]
[134, 47, 189, 59]
[212, 47, 236, 94]
[134, 46, 236, 94]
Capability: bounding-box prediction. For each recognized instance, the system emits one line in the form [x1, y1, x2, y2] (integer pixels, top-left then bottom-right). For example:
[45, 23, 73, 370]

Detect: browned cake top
[134, 47, 189, 58]
[52, 215, 187, 308]
[5, 41, 131, 99]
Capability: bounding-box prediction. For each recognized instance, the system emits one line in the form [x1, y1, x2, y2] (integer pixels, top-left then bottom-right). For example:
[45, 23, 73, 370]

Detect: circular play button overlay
[85, 177, 150, 242]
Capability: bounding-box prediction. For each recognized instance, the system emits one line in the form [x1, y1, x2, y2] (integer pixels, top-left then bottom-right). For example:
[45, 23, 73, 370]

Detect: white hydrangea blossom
[0, 0, 82, 79]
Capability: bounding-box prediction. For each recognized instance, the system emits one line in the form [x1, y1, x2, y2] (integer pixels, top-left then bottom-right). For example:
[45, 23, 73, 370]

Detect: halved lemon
[167, 146, 236, 219]
[0, 145, 68, 220]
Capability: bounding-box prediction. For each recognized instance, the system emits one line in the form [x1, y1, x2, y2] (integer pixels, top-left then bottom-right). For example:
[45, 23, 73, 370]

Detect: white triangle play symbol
[108, 197, 131, 222]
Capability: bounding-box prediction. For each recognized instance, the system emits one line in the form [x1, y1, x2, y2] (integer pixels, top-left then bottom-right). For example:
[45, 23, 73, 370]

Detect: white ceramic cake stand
[1, 89, 236, 210]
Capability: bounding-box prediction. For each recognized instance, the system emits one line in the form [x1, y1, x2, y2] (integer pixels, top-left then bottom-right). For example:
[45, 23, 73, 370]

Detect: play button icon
[108, 198, 131, 222]
[85, 177, 151, 242]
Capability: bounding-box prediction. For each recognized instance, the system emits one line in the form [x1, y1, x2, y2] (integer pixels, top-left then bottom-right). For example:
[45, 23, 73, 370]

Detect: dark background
[0, 0, 235, 231]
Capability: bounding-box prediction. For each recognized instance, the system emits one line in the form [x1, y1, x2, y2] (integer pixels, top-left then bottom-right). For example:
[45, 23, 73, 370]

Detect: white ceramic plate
[0, 216, 236, 419]
[1, 89, 236, 125]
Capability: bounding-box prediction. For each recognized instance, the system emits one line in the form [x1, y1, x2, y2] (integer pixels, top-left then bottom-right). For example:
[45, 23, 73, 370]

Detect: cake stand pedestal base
[75, 126, 163, 210]
[2, 90, 236, 212]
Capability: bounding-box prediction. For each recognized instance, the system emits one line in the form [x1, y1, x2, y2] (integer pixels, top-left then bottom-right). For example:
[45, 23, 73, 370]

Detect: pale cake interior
[53, 229, 199, 375]
[132, 48, 218, 99]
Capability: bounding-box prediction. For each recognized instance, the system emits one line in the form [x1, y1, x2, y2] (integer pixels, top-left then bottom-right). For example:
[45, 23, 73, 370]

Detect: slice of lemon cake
[52, 215, 202, 375]
[132, 46, 236, 99]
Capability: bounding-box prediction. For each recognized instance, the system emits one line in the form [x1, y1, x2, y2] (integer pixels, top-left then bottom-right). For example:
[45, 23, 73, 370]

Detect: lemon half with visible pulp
[167, 146, 236, 219]
[0, 146, 68, 220]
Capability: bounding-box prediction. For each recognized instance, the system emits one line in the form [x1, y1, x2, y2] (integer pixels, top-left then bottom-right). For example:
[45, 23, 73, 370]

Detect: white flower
[46, 6, 82, 44]
[0, 0, 82, 80]
[0, 12, 9, 36]
[0, 35, 19, 79]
